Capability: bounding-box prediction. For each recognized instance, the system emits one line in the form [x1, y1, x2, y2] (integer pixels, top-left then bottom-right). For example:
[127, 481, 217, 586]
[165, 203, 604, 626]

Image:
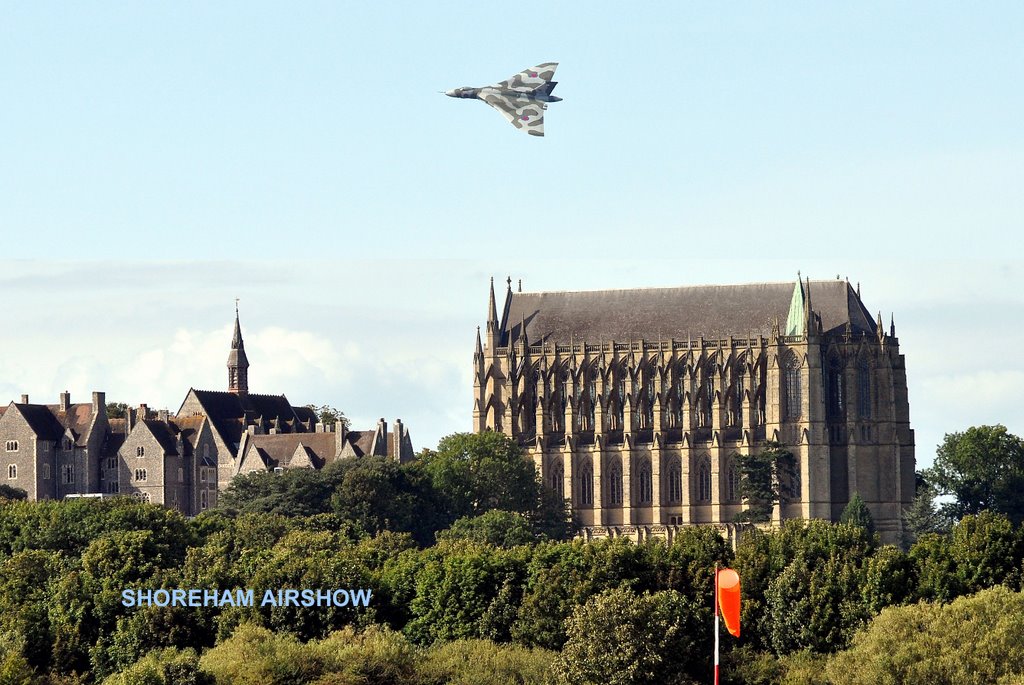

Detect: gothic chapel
[472, 277, 915, 545]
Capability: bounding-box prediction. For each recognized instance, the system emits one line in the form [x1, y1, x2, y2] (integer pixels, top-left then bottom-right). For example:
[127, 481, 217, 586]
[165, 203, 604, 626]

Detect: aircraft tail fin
[534, 81, 558, 96]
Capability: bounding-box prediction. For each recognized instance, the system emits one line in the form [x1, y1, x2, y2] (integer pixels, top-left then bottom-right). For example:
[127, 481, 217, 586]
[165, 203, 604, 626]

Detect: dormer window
[62, 438, 73, 451]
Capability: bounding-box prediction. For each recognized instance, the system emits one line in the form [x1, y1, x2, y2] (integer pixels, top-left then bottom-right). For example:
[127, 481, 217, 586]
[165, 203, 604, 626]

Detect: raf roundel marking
[521, 115, 530, 120]
[529, 71, 538, 77]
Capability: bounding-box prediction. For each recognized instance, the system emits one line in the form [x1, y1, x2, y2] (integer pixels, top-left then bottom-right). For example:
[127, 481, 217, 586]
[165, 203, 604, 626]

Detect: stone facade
[473, 277, 916, 545]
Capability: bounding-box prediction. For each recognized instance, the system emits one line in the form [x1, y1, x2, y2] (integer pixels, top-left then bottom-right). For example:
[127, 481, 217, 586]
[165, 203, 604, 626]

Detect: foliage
[734, 442, 796, 523]
[420, 432, 540, 520]
[435, 510, 536, 548]
[0, 484, 28, 501]
[105, 403, 129, 420]
[555, 587, 705, 685]
[100, 648, 212, 685]
[200, 624, 326, 685]
[927, 425, 1024, 524]
[306, 405, 350, 430]
[901, 480, 949, 548]
[825, 586, 1024, 685]
[420, 639, 557, 685]
[839, 493, 874, 538]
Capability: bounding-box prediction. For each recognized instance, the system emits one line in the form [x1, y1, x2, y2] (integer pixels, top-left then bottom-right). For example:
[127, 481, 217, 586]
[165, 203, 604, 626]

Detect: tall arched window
[579, 462, 594, 505]
[732, 363, 746, 426]
[608, 461, 623, 505]
[783, 352, 802, 420]
[136, 445, 145, 458]
[827, 356, 845, 420]
[637, 460, 652, 504]
[668, 461, 682, 503]
[857, 358, 872, 418]
[549, 461, 564, 499]
[726, 462, 740, 502]
[697, 458, 712, 502]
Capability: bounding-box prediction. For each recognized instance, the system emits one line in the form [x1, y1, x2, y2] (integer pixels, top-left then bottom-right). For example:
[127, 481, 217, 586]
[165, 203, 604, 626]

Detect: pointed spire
[475, 326, 483, 356]
[877, 311, 885, 341]
[227, 301, 249, 395]
[486, 277, 498, 331]
[804, 276, 813, 326]
[890, 313, 896, 338]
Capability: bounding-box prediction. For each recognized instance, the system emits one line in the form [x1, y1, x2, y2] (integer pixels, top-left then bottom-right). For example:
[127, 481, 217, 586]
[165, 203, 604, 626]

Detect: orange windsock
[717, 568, 741, 638]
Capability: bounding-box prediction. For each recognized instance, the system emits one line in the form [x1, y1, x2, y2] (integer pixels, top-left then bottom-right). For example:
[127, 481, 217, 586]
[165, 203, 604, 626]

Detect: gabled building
[0, 391, 109, 500]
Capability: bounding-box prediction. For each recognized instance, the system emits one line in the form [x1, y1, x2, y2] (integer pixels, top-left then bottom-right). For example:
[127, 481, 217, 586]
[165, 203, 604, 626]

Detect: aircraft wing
[492, 63, 559, 93]
[479, 93, 546, 137]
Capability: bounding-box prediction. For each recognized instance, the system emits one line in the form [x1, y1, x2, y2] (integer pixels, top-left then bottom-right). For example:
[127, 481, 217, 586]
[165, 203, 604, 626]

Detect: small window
[200, 490, 209, 510]
[62, 464, 75, 484]
[141, 492, 151, 504]
[42, 464, 51, 480]
[62, 438, 73, 451]
[178, 467, 184, 483]
[199, 468, 206, 482]
[134, 468, 147, 482]
[7, 464, 16, 479]
[136, 446, 145, 458]
[203, 444, 210, 459]
[5, 440, 18, 452]
[107, 457, 117, 470]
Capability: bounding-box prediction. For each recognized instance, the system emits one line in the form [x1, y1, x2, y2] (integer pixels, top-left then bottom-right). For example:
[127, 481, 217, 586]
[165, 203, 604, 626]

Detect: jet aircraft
[445, 63, 560, 137]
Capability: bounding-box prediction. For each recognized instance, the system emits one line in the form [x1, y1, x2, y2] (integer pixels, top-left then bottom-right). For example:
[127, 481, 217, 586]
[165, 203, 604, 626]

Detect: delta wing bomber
[445, 62, 560, 137]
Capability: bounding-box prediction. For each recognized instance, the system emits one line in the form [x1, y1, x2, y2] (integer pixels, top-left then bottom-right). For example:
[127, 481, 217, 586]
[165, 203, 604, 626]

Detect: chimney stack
[59, 391, 71, 412]
[20, 394, 28, 404]
[92, 391, 105, 413]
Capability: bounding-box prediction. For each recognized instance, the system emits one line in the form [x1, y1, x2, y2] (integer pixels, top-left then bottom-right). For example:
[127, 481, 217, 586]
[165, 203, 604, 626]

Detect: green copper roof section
[784, 280, 804, 336]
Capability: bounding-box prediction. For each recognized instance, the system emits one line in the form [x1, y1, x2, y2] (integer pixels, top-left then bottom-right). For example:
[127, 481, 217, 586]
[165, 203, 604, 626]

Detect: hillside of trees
[0, 426, 1022, 685]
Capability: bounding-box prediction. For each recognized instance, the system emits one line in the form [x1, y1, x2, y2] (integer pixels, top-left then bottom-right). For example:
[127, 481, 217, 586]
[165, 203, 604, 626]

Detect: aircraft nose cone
[445, 89, 457, 97]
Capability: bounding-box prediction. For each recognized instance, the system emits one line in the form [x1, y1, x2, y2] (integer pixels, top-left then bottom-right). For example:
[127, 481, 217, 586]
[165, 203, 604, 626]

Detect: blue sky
[2, 2, 1021, 257]
[1, 4, 1022, 467]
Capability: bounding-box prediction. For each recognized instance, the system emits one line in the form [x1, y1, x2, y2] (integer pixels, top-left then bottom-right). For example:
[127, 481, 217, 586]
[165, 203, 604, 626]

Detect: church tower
[227, 303, 249, 396]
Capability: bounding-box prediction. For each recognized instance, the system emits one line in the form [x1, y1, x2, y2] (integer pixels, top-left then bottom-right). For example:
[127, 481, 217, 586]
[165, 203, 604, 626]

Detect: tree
[826, 586, 1024, 685]
[106, 403, 129, 420]
[421, 432, 540, 521]
[554, 588, 707, 685]
[926, 425, 1024, 524]
[734, 442, 796, 523]
[840, 493, 875, 538]
[901, 480, 949, 548]
[307, 404, 350, 430]
[436, 510, 536, 548]
[0, 484, 27, 501]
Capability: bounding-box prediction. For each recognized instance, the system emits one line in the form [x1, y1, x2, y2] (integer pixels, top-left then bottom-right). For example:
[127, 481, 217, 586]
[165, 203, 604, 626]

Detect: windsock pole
[714, 563, 720, 685]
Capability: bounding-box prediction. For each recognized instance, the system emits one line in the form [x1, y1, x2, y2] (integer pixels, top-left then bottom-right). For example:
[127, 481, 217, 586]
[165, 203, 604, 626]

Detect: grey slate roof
[14, 404, 66, 441]
[500, 279, 877, 345]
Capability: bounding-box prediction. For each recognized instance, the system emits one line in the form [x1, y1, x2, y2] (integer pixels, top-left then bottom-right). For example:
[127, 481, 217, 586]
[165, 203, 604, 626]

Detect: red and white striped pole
[714, 564, 720, 685]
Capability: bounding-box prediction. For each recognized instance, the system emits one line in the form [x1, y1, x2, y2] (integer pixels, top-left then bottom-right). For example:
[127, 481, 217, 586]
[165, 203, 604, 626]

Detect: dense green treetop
[927, 425, 1024, 524]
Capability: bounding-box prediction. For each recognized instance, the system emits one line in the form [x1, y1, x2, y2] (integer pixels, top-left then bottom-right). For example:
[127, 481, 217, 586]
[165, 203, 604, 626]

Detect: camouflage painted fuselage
[446, 62, 560, 137]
